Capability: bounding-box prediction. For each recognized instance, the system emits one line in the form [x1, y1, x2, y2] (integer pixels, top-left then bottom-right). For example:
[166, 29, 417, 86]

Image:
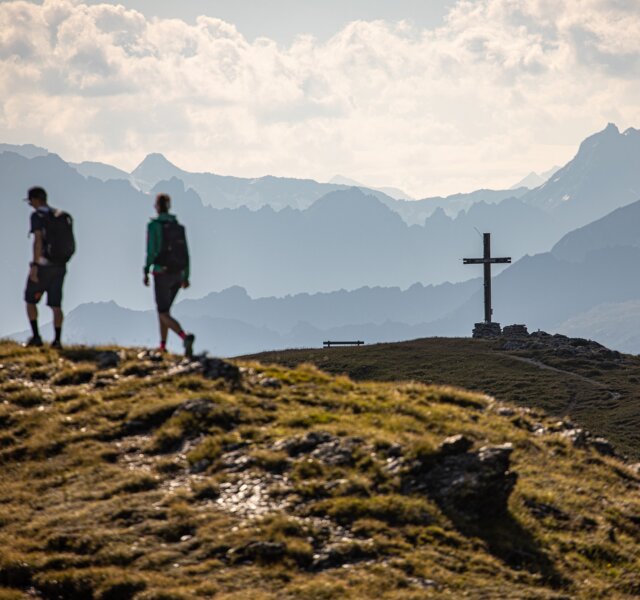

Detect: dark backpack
[156, 220, 188, 272]
[43, 209, 76, 264]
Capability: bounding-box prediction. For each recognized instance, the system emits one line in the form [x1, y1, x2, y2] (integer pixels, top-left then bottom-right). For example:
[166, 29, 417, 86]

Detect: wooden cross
[463, 233, 511, 324]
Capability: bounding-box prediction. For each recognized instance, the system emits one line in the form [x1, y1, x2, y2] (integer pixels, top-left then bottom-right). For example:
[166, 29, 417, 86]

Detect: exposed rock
[273, 431, 363, 466]
[439, 434, 473, 456]
[406, 442, 517, 518]
[174, 397, 217, 418]
[229, 541, 286, 564]
[589, 437, 616, 457]
[95, 351, 120, 370]
[166, 355, 242, 386]
[275, 431, 335, 456]
[562, 428, 588, 448]
[199, 356, 241, 385]
[259, 377, 282, 389]
[496, 407, 516, 417]
[218, 449, 254, 472]
[311, 437, 362, 466]
[502, 324, 529, 338]
[502, 340, 528, 351]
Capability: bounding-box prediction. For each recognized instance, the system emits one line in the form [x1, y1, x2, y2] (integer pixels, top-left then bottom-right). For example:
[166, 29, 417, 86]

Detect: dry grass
[0, 341, 638, 599]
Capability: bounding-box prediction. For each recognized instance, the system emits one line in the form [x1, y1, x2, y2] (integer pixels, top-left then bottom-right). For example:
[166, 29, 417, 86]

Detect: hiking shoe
[25, 335, 43, 347]
[51, 340, 63, 350]
[183, 333, 195, 358]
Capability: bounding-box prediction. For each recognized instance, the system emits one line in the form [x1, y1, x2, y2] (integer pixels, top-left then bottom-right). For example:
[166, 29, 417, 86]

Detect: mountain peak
[131, 153, 182, 191]
[604, 122, 620, 134]
[132, 152, 177, 173]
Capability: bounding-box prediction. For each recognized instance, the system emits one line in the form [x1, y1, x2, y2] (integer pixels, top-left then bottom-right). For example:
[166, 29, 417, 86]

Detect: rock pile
[472, 322, 502, 338]
[502, 324, 529, 337]
[499, 330, 622, 360]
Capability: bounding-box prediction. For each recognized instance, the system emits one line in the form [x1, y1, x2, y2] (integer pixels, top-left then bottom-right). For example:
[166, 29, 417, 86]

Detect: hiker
[24, 186, 75, 348]
[143, 193, 195, 357]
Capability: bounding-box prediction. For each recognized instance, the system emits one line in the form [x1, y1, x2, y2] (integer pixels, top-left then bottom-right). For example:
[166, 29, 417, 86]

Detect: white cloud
[0, 0, 639, 196]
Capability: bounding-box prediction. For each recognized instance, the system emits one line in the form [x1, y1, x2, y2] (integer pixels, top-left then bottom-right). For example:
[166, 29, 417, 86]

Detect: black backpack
[156, 220, 189, 272]
[43, 209, 76, 264]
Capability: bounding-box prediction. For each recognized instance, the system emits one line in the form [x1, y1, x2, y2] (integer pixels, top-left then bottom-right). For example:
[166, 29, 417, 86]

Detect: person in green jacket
[143, 193, 195, 357]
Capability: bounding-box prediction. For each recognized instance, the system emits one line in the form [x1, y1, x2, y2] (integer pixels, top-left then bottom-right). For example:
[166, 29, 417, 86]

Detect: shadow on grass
[448, 509, 569, 589]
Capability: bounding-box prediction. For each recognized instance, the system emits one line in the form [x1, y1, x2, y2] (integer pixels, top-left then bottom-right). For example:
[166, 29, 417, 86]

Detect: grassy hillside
[246, 336, 640, 459]
[0, 340, 639, 599]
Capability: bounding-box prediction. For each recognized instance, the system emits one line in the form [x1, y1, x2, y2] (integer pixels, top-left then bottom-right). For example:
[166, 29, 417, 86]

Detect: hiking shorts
[24, 264, 66, 308]
[154, 271, 183, 313]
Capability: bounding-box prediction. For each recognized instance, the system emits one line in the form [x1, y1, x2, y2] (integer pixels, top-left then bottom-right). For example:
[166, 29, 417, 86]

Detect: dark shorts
[24, 264, 66, 308]
[154, 272, 183, 313]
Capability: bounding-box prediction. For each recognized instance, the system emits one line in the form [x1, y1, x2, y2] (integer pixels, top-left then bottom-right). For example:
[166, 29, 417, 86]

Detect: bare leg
[159, 312, 184, 336]
[158, 312, 169, 342]
[27, 303, 37, 321]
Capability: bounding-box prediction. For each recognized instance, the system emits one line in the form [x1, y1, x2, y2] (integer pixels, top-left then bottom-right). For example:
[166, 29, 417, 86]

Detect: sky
[1, 0, 639, 197]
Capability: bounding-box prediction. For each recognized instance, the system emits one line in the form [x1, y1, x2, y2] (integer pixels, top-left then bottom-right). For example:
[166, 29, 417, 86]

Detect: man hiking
[24, 186, 75, 348]
[143, 193, 195, 357]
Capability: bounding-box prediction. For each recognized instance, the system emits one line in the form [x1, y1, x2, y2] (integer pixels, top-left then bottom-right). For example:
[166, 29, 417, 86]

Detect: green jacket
[144, 213, 190, 279]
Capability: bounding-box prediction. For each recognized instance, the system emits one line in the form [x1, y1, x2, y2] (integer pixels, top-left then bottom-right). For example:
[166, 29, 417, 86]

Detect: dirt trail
[507, 354, 622, 414]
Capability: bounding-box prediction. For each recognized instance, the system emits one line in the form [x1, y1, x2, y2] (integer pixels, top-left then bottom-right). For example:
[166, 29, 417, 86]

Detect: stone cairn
[473, 323, 529, 339]
[502, 324, 529, 338]
[472, 322, 502, 338]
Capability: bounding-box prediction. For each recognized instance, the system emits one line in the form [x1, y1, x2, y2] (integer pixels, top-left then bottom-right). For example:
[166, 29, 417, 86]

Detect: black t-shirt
[30, 207, 51, 235]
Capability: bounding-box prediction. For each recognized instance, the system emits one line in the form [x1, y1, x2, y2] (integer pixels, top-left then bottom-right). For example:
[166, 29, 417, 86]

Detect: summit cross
[463, 233, 511, 324]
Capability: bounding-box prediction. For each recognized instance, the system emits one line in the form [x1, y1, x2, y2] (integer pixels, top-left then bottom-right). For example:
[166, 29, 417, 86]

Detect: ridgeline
[0, 339, 639, 599]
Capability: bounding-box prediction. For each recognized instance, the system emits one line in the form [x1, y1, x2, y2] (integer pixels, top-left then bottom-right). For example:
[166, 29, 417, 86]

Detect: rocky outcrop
[404, 435, 518, 518]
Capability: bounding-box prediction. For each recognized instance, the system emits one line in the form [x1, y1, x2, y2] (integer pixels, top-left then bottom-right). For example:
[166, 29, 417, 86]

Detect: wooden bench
[322, 340, 364, 348]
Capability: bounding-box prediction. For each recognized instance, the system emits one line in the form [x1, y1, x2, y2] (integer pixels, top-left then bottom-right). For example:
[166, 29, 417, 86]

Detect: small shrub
[52, 366, 95, 386]
[33, 569, 95, 599]
[292, 459, 325, 480]
[251, 449, 291, 474]
[9, 389, 44, 408]
[192, 482, 220, 500]
[313, 495, 435, 526]
[176, 377, 206, 391]
[113, 474, 159, 494]
[186, 436, 222, 466]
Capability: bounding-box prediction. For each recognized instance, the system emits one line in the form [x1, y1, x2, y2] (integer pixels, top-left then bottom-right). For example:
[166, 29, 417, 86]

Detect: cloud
[1, 0, 639, 195]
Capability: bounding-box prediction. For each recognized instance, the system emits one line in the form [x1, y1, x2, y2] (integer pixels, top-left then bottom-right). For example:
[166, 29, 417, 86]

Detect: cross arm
[463, 257, 512, 264]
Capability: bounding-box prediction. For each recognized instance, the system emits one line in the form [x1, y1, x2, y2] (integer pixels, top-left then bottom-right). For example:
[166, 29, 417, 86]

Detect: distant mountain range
[23, 195, 640, 356]
[3, 123, 640, 354]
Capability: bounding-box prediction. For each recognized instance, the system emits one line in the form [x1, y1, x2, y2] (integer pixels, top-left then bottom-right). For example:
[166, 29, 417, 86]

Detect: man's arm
[29, 230, 43, 282]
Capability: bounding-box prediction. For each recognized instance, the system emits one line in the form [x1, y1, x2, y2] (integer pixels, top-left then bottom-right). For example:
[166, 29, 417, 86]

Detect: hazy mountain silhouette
[551, 197, 640, 262]
[510, 166, 560, 190]
[3, 123, 640, 353]
[556, 300, 640, 354]
[329, 174, 414, 200]
[131, 152, 528, 222]
[71, 161, 132, 183]
[0, 143, 49, 159]
[0, 150, 550, 337]
[521, 123, 640, 227]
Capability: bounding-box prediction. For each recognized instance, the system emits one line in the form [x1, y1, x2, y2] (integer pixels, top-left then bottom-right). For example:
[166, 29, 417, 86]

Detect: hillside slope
[1, 341, 639, 599]
[247, 336, 640, 459]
